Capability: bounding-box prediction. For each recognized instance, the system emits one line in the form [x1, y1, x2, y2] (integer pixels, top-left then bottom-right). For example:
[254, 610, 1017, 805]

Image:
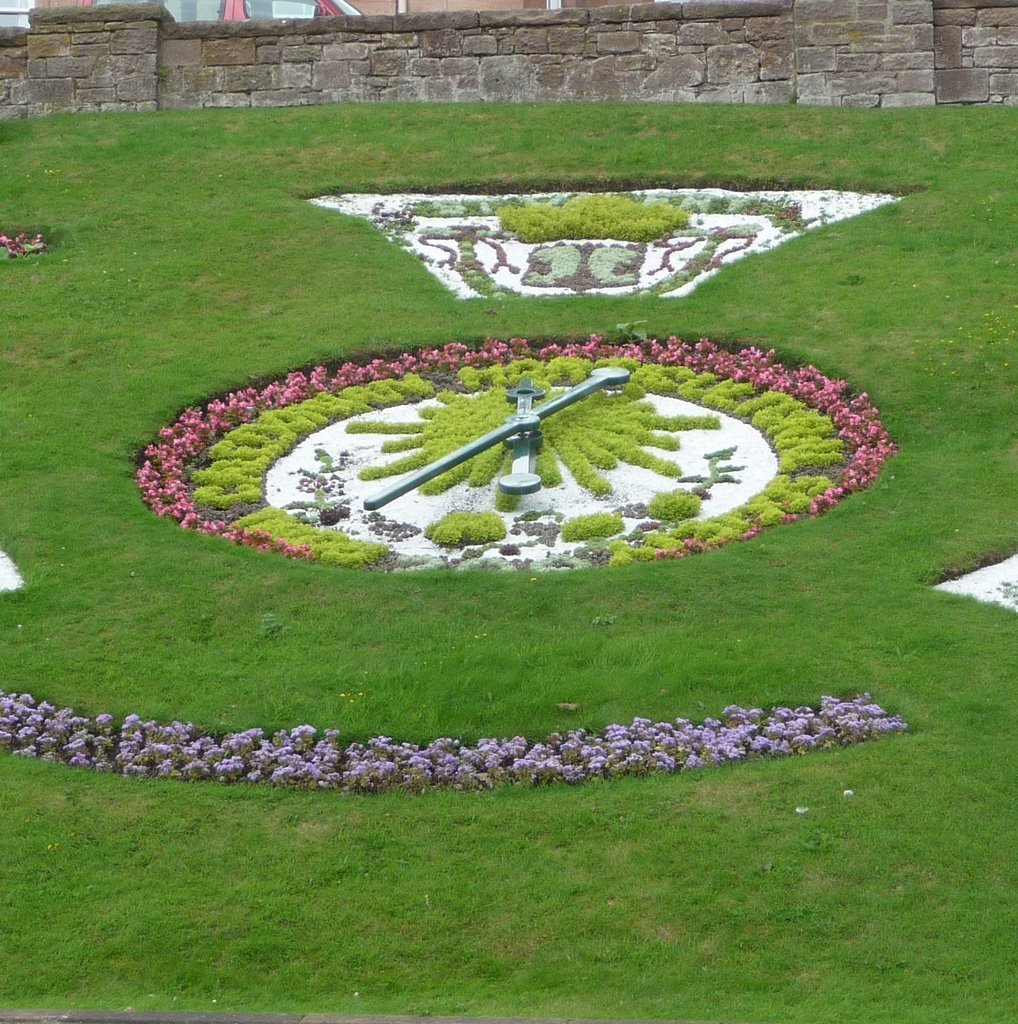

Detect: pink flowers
[136, 337, 897, 566]
[1, 231, 47, 259]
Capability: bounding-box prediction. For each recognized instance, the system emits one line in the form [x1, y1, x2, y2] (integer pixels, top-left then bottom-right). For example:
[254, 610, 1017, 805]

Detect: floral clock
[138, 336, 898, 573]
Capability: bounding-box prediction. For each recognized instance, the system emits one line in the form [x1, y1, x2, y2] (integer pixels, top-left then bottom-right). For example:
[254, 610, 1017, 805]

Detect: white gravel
[0, 550, 23, 592]
[935, 553, 1018, 615]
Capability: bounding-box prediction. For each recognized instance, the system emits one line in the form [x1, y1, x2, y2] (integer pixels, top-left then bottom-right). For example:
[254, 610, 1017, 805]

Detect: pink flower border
[136, 337, 898, 565]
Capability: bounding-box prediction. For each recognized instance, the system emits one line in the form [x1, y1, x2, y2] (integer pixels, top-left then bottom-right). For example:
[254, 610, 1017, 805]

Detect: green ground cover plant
[497, 193, 690, 242]
[1, 103, 1016, 1024]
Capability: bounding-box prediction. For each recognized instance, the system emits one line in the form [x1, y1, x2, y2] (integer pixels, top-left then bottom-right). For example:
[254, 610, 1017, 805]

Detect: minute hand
[362, 366, 631, 511]
[529, 366, 631, 422]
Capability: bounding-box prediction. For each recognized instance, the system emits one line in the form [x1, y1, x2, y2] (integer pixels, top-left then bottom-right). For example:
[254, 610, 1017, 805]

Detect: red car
[77, 0, 361, 21]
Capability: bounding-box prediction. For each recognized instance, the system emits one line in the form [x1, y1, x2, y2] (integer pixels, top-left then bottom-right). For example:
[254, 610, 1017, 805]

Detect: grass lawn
[1, 102, 1016, 1023]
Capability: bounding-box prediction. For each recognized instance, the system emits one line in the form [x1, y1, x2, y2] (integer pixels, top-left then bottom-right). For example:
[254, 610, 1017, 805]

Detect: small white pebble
[843, 789, 854, 798]
[795, 806, 809, 815]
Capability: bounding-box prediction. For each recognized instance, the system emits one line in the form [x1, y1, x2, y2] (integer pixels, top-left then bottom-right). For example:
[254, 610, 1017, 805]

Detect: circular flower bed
[1, 689, 907, 795]
[137, 337, 898, 571]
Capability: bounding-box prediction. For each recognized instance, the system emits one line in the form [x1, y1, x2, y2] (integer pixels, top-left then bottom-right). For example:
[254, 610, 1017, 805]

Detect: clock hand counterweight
[362, 366, 631, 511]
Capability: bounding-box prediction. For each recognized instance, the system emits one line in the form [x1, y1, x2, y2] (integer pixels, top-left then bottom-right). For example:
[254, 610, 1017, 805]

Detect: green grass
[1, 102, 1017, 1022]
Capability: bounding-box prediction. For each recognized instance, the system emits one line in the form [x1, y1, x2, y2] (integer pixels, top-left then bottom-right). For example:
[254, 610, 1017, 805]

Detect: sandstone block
[548, 26, 585, 53]
[516, 28, 551, 53]
[841, 92, 880, 105]
[641, 52, 705, 91]
[161, 38, 202, 66]
[759, 39, 792, 78]
[312, 60, 351, 90]
[322, 41, 371, 60]
[463, 35, 497, 55]
[880, 50, 933, 68]
[203, 37, 256, 65]
[26, 75, 72, 104]
[891, 0, 932, 25]
[281, 44, 322, 61]
[477, 53, 534, 99]
[223, 64, 274, 91]
[988, 70, 1018, 91]
[745, 78, 792, 100]
[116, 72, 157, 101]
[880, 89, 935, 104]
[935, 65, 989, 98]
[677, 21, 729, 44]
[110, 27, 156, 55]
[596, 30, 640, 54]
[974, 44, 1018, 66]
[897, 68, 935, 89]
[44, 55, 93, 77]
[837, 52, 881, 71]
[934, 9, 976, 26]
[251, 88, 304, 106]
[369, 48, 407, 75]
[797, 45, 835, 72]
[935, 24, 962, 67]
[279, 62, 312, 88]
[978, 8, 1018, 28]
[27, 33, 70, 59]
[421, 29, 464, 57]
[706, 42, 759, 83]
[962, 26, 1002, 47]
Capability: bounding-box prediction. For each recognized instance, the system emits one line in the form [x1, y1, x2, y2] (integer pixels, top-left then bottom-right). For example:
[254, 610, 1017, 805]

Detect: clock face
[137, 339, 897, 573]
[263, 390, 781, 570]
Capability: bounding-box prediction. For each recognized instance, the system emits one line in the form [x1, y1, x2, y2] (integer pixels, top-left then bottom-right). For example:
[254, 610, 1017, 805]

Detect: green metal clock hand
[362, 366, 631, 511]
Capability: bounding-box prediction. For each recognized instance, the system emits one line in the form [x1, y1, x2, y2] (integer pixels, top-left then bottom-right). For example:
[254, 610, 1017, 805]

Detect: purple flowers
[1, 690, 906, 795]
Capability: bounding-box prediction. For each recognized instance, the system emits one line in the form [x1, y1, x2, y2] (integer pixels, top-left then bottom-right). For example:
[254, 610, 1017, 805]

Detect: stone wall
[1, 0, 1015, 117]
[935, 0, 1018, 102]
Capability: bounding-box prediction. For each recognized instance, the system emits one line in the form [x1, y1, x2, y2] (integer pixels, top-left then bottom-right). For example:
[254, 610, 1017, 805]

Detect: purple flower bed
[1, 690, 906, 795]
[136, 336, 898, 566]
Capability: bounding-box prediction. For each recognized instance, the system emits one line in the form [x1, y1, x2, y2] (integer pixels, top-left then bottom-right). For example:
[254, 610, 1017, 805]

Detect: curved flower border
[136, 337, 898, 566]
[1, 689, 906, 795]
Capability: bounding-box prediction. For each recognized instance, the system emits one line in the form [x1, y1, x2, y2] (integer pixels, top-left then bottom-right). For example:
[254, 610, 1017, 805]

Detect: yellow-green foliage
[697, 379, 756, 411]
[497, 194, 690, 243]
[629, 364, 697, 396]
[192, 375, 434, 510]
[608, 542, 657, 567]
[647, 490, 702, 523]
[424, 511, 506, 548]
[235, 508, 388, 568]
[560, 512, 625, 542]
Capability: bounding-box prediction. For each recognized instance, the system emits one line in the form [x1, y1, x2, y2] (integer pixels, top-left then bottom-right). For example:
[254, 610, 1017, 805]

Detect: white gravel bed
[935, 553, 1018, 615]
[0, 550, 23, 592]
[311, 188, 898, 300]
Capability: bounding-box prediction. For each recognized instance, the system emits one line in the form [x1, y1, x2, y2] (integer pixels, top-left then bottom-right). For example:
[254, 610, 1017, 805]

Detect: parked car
[76, 0, 361, 21]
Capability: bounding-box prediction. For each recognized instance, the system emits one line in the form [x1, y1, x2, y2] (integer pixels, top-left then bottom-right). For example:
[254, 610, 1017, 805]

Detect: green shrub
[560, 512, 625, 542]
[647, 490, 702, 523]
[497, 194, 689, 243]
[424, 511, 507, 548]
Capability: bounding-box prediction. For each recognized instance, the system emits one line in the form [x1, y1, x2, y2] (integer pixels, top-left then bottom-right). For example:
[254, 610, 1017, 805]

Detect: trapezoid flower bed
[311, 189, 898, 299]
[0, 689, 907, 795]
[137, 337, 898, 572]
